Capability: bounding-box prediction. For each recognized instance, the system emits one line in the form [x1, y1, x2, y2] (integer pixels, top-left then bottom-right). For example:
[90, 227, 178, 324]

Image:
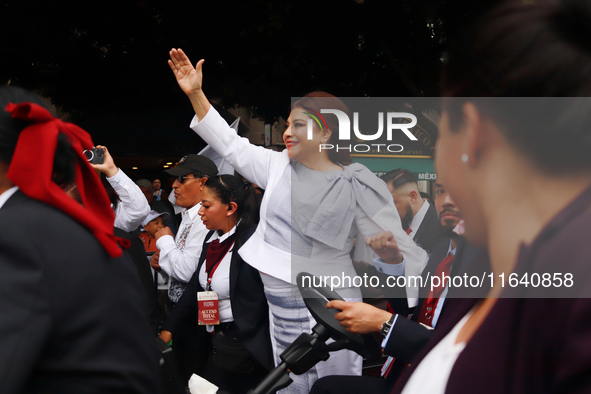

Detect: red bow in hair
[5, 102, 129, 257]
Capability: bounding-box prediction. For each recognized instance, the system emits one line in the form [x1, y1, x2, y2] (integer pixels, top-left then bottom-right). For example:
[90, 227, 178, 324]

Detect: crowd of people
[2, 0, 591, 393]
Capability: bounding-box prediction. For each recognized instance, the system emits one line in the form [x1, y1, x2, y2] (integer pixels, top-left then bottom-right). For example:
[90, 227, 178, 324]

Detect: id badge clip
[197, 291, 220, 325]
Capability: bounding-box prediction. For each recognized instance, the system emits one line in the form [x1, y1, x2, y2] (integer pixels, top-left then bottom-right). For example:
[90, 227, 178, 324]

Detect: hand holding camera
[89, 145, 118, 178]
[84, 147, 105, 164]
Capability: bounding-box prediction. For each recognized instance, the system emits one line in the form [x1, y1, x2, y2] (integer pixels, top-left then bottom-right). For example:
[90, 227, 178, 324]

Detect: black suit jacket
[162, 225, 274, 371]
[382, 237, 482, 362]
[412, 201, 445, 254]
[0, 191, 159, 394]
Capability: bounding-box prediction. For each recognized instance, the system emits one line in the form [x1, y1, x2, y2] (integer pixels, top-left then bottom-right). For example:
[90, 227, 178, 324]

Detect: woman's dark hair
[204, 174, 261, 249]
[440, 0, 591, 174]
[0, 85, 77, 185]
[292, 91, 352, 166]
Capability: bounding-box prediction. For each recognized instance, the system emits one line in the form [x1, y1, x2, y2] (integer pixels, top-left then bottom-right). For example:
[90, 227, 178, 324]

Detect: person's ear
[199, 177, 207, 190]
[227, 202, 238, 217]
[408, 190, 418, 204]
[462, 102, 485, 167]
[321, 128, 333, 145]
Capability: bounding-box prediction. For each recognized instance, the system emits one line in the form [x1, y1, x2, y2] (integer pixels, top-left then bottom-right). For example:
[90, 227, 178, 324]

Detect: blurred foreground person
[395, 1, 591, 393]
[0, 86, 159, 393]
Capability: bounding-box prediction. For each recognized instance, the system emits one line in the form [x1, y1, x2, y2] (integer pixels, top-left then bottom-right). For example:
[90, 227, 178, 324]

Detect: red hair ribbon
[5, 102, 129, 257]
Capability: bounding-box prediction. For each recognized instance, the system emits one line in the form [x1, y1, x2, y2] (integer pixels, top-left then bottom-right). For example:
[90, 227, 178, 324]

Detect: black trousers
[310, 374, 392, 394]
[172, 324, 212, 383]
[204, 349, 268, 394]
[205, 323, 269, 393]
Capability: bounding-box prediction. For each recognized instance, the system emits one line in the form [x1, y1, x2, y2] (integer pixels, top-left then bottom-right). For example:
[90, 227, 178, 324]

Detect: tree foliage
[0, 0, 496, 156]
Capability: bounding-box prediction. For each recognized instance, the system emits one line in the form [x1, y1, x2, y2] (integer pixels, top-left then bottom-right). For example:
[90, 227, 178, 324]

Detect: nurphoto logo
[306, 109, 419, 153]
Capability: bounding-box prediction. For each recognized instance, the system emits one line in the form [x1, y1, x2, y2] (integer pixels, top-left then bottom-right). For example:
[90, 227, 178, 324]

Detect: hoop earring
[461, 154, 469, 163]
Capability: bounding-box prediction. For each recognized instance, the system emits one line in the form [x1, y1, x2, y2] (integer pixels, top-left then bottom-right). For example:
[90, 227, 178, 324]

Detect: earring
[461, 154, 469, 163]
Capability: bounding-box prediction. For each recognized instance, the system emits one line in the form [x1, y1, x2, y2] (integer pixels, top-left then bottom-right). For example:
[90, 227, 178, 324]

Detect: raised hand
[366, 231, 403, 265]
[168, 48, 204, 96]
[89, 145, 118, 178]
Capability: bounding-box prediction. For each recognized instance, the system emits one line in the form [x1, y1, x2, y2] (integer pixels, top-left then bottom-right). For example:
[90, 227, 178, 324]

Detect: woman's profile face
[198, 187, 230, 231]
[283, 107, 325, 162]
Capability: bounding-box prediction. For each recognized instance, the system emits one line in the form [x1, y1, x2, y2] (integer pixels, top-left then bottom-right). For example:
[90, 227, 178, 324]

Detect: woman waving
[168, 49, 428, 393]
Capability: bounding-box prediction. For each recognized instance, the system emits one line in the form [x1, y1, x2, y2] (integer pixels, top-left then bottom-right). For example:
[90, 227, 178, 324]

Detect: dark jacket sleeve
[231, 225, 275, 371]
[232, 257, 274, 370]
[383, 314, 433, 361]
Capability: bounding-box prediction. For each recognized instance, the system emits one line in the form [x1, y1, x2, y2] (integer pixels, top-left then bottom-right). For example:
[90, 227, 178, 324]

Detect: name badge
[197, 291, 220, 325]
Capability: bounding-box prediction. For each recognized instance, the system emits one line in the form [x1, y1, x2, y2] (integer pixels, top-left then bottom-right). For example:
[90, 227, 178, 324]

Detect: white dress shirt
[198, 225, 237, 324]
[106, 169, 150, 232]
[157, 202, 209, 303]
[406, 199, 430, 237]
[157, 202, 209, 283]
[401, 310, 473, 394]
[0, 186, 18, 210]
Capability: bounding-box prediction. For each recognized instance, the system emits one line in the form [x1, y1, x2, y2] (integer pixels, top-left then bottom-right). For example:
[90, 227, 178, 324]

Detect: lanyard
[206, 241, 235, 291]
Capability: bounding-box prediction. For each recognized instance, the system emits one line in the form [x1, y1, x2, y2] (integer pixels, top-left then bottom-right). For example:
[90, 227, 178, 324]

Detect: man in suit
[309, 179, 484, 394]
[0, 86, 159, 393]
[381, 169, 445, 253]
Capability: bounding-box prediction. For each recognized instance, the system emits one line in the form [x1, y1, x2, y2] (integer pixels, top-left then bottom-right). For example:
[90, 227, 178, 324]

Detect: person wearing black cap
[150, 153, 219, 304]
[149, 154, 218, 380]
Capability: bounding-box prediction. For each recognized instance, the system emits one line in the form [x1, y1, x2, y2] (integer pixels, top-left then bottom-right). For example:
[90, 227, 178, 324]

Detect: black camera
[83, 147, 105, 164]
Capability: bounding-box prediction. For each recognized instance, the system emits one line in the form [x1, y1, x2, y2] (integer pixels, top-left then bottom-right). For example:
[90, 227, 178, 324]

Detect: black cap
[164, 154, 218, 178]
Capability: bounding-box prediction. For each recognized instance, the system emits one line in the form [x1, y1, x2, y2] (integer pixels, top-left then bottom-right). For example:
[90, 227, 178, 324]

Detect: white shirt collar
[447, 239, 457, 256]
[206, 223, 238, 243]
[0, 186, 19, 210]
[408, 199, 430, 235]
[182, 202, 202, 221]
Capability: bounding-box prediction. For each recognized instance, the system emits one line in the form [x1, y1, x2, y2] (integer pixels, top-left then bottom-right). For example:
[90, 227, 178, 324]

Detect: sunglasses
[177, 175, 198, 184]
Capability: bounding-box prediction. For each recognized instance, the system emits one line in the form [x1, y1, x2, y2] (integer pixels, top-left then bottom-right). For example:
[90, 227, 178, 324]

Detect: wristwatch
[380, 314, 396, 338]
